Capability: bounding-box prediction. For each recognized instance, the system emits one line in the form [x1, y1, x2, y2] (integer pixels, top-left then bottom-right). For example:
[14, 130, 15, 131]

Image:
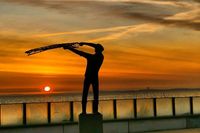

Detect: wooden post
[0, 104, 1, 126]
[113, 99, 117, 119]
[70, 101, 74, 122]
[23, 103, 26, 125]
[172, 97, 176, 116]
[47, 102, 51, 123]
[134, 99, 137, 118]
[190, 97, 193, 115]
[153, 98, 157, 117]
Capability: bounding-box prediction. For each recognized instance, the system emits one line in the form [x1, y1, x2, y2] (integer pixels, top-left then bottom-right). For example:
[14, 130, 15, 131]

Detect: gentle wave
[1, 88, 200, 104]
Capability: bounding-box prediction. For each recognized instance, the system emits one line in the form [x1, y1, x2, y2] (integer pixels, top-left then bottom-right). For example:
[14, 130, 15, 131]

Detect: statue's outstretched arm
[79, 42, 100, 49]
[64, 46, 91, 58]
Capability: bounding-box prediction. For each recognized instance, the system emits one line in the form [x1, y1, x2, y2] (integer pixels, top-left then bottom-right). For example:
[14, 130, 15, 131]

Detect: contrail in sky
[34, 23, 162, 42]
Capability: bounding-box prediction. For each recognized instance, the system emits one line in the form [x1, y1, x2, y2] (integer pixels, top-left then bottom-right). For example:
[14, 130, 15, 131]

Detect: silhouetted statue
[63, 42, 104, 114]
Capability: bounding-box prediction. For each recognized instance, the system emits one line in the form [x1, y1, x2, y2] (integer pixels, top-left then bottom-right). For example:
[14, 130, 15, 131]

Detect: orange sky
[0, 0, 200, 94]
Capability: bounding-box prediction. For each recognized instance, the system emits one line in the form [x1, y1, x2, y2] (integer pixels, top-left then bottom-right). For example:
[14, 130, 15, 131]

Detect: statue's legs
[82, 76, 99, 113]
[92, 77, 99, 113]
[82, 78, 90, 114]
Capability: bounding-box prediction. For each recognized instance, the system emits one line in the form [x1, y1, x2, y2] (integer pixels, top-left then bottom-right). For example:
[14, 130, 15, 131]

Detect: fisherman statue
[25, 42, 104, 114]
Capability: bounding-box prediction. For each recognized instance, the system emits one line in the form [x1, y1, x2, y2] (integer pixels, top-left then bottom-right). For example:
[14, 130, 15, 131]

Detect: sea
[1, 88, 200, 104]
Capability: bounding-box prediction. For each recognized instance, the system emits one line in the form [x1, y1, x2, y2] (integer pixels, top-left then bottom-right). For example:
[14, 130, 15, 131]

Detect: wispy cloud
[164, 1, 200, 23]
[89, 23, 162, 42]
[33, 23, 162, 42]
[33, 25, 136, 38]
[2, 0, 200, 32]
[123, 12, 200, 31]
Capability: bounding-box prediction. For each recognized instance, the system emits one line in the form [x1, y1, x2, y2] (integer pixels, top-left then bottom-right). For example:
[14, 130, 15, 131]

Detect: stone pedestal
[79, 113, 103, 133]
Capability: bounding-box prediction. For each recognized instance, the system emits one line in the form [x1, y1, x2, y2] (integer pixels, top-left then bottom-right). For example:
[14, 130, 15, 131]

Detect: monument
[25, 42, 104, 133]
[63, 42, 104, 133]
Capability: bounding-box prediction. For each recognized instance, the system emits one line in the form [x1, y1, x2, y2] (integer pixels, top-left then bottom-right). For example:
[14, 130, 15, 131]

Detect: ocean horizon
[1, 88, 200, 104]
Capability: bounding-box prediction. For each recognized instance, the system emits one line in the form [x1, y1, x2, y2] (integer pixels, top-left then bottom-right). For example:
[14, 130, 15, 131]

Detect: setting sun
[44, 86, 51, 92]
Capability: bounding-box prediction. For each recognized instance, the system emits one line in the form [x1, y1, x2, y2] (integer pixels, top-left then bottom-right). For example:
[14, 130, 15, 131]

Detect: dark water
[1, 88, 200, 104]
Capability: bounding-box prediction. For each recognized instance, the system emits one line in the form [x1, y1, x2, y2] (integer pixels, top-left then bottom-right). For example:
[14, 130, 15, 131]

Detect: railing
[0, 96, 200, 127]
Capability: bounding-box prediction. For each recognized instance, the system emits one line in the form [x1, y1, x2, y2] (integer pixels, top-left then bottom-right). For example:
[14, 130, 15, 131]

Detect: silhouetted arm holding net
[79, 42, 104, 53]
[63, 46, 92, 58]
[79, 42, 101, 49]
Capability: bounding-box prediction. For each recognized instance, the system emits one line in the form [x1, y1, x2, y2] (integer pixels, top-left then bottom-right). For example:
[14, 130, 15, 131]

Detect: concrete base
[79, 113, 103, 133]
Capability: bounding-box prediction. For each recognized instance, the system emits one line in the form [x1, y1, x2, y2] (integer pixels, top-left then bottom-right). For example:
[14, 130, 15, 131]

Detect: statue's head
[95, 44, 104, 53]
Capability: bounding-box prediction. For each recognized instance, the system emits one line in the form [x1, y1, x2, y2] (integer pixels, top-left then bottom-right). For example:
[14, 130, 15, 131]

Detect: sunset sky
[0, 0, 200, 94]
